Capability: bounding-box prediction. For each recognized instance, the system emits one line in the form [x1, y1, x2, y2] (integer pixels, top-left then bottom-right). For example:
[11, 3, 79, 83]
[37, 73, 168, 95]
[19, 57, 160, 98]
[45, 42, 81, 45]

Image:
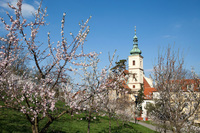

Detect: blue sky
[0, 0, 200, 77]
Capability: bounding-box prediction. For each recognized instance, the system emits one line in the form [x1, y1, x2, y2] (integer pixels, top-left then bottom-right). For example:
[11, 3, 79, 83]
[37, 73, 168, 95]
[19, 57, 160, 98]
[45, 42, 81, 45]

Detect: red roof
[143, 77, 156, 100]
[143, 79, 200, 100]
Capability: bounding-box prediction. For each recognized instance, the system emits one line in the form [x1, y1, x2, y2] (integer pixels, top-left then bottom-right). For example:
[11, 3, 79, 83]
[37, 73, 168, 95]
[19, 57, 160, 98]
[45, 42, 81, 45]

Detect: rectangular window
[133, 60, 135, 65]
[133, 85, 135, 88]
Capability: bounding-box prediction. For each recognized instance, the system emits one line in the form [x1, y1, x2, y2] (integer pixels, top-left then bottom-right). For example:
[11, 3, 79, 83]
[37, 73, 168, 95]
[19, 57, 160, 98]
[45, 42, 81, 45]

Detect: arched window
[133, 60, 135, 65]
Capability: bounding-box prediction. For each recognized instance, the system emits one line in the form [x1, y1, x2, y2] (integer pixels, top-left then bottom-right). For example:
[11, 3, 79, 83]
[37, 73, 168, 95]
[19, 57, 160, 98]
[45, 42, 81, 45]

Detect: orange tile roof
[143, 77, 157, 100]
[143, 79, 200, 100]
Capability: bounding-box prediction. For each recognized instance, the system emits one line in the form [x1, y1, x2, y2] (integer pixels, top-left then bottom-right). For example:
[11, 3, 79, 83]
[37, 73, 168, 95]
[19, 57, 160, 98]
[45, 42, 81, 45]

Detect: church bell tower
[128, 27, 144, 93]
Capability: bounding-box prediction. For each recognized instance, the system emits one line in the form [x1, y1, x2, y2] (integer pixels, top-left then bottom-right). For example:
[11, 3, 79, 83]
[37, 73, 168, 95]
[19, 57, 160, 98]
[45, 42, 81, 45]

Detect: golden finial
[134, 26, 136, 35]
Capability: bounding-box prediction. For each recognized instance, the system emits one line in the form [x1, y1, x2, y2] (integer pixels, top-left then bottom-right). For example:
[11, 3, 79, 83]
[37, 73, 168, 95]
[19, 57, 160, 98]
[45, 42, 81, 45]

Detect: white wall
[141, 100, 155, 120]
[128, 54, 143, 91]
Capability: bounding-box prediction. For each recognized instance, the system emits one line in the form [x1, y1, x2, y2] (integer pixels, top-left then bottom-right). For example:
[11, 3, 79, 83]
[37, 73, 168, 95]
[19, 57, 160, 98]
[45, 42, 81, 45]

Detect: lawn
[46, 113, 156, 133]
[0, 105, 156, 133]
[140, 120, 155, 125]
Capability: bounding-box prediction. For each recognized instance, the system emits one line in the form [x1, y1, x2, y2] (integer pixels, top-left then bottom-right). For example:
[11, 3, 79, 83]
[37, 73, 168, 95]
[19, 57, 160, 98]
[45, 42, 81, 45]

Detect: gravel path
[131, 120, 173, 133]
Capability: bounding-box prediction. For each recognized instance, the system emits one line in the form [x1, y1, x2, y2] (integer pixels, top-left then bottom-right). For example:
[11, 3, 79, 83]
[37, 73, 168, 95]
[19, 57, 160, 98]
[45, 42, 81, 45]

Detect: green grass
[46, 113, 156, 133]
[0, 108, 31, 133]
[0, 103, 156, 133]
[140, 120, 155, 125]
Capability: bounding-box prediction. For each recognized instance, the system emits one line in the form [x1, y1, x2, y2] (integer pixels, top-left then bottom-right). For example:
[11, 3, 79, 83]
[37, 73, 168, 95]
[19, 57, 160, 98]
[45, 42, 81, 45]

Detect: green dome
[130, 44, 142, 55]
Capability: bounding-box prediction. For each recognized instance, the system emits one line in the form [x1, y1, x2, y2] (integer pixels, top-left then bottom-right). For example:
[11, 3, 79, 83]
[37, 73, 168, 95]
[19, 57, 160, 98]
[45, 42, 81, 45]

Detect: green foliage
[145, 102, 156, 114]
[137, 84, 145, 106]
[135, 84, 145, 114]
[145, 99, 170, 121]
[111, 59, 127, 73]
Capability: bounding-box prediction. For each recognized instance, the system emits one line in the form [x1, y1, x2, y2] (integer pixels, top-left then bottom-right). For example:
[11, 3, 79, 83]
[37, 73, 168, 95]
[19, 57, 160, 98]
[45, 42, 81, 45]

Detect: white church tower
[128, 27, 144, 93]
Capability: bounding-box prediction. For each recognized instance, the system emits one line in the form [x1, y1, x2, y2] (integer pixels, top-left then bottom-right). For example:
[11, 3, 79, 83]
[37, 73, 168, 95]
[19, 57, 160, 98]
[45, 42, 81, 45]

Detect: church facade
[128, 29, 144, 93]
[128, 28, 156, 120]
[126, 28, 200, 123]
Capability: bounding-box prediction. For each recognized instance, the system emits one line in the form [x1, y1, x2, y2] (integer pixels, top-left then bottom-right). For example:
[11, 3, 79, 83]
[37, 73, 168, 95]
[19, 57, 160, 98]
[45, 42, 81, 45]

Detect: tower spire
[135, 26, 136, 36]
[133, 26, 138, 41]
[130, 26, 142, 55]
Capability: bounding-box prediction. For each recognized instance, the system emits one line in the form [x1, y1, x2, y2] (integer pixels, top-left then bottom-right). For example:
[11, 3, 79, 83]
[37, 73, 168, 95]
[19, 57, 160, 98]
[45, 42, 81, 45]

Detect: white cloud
[174, 24, 182, 28]
[162, 35, 171, 38]
[0, 0, 37, 18]
[145, 69, 153, 72]
[21, 3, 36, 17]
[34, 0, 40, 6]
[162, 35, 176, 39]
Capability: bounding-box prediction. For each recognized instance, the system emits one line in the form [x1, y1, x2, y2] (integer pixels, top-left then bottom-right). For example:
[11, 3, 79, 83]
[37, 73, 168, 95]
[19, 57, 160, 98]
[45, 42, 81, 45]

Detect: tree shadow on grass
[99, 123, 142, 133]
[0, 108, 31, 133]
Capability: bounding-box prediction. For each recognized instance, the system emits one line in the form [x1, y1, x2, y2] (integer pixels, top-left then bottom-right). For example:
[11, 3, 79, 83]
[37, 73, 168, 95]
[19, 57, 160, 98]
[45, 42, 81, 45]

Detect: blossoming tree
[148, 46, 200, 133]
[0, 0, 97, 132]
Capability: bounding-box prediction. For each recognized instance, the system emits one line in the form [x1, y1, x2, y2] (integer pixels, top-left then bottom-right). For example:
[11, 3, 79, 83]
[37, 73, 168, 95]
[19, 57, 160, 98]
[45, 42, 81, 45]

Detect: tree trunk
[109, 113, 111, 133]
[71, 109, 74, 120]
[31, 125, 38, 133]
[176, 126, 181, 133]
[164, 121, 166, 133]
[134, 111, 137, 124]
[31, 118, 39, 133]
[40, 120, 53, 133]
[87, 109, 91, 133]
